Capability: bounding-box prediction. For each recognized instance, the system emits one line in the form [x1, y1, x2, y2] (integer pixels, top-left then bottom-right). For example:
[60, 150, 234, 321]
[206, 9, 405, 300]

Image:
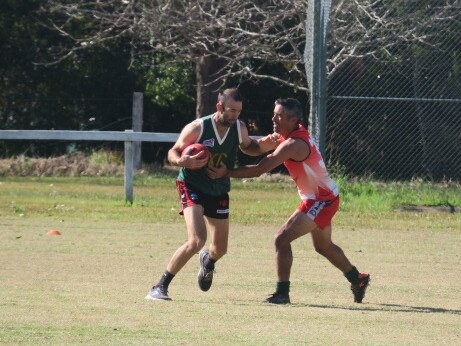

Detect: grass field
[1, 176, 460, 345]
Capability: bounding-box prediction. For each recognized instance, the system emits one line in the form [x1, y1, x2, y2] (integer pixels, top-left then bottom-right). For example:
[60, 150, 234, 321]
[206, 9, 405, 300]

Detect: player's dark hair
[274, 98, 303, 121]
[218, 88, 243, 107]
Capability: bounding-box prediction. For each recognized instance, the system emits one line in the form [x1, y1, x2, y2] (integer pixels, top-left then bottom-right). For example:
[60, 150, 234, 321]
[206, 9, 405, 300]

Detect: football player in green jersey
[145, 88, 278, 301]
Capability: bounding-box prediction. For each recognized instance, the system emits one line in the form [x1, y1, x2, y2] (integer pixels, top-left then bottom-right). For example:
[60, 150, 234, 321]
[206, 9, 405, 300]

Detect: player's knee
[274, 231, 289, 249]
[314, 244, 328, 256]
[314, 242, 337, 257]
[213, 247, 227, 258]
[189, 238, 206, 252]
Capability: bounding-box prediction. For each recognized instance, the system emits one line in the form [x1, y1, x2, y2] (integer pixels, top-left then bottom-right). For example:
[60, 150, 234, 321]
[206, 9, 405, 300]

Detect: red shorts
[176, 180, 229, 219]
[297, 196, 339, 229]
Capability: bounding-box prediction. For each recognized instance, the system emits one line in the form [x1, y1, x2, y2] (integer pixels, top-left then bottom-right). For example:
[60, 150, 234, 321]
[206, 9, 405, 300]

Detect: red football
[181, 143, 210, 168]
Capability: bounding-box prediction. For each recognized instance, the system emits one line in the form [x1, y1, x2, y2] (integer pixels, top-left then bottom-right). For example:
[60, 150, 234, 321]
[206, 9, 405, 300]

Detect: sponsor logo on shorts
[190, 193, 199, 201]
[216, 209, 229, 214]
[307, 201, 324, 218]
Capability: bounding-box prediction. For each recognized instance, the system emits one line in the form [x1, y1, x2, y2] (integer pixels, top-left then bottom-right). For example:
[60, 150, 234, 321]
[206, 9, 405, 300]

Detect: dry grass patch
[0, 214, 460, 345]
[0, 153, 124, 177]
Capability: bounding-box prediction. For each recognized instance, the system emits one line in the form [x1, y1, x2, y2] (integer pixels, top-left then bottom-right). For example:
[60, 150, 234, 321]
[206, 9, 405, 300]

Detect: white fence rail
[0, 129, 179, 203]
[0, 129, 178, 142]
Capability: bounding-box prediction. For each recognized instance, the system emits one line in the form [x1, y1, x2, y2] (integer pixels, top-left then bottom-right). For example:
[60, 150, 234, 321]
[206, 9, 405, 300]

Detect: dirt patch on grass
[396, 205, 459, 213]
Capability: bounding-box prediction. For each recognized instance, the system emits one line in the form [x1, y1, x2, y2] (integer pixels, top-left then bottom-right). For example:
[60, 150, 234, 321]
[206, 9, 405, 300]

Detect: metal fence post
[305, 0, 330, 158]
[132, 92, 143, 169]
[124, 129, 134, 204]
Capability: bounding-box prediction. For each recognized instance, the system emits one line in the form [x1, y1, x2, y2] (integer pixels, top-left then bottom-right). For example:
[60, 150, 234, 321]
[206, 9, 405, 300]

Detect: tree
[39, 0, 458, 116]
[40, 0, 307, 116]
[327, 0, 459, 76]
[0, 0, 145, 157]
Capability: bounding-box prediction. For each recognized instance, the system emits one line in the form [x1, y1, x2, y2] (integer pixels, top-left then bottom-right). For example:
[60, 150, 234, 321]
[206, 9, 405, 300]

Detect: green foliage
[0, 2, 145, 157]
[145, 58, 195, 107]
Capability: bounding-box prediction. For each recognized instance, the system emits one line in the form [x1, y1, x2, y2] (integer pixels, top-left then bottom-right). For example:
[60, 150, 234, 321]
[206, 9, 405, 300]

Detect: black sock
[204, 255, 216, 270]
[276, 281, 290, 296]
[156, 271, 175, 288]
[344, 266, 360, 284]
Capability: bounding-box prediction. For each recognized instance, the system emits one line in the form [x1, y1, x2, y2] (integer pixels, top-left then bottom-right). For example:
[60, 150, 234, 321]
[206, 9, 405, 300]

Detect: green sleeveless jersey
[178, 114, 242, 196]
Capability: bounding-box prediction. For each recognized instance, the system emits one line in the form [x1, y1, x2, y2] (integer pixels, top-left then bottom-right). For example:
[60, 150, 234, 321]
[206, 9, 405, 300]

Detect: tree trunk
[195, 56, 227, 118]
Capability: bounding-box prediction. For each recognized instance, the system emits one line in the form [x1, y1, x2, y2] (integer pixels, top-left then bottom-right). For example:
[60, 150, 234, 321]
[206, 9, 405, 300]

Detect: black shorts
[176, 180, 229, 219]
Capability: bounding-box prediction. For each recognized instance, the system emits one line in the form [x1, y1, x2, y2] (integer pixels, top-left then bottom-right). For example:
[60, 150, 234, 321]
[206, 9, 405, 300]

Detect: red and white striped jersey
[281, 124, 339, 201]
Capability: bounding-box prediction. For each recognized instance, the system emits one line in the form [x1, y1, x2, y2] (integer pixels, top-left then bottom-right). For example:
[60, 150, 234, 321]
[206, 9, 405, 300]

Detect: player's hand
[268, 133, 282, 142]
[207, 161, 229, 179]
[258, 133, 281, 152]
[178, 146, 209, 170]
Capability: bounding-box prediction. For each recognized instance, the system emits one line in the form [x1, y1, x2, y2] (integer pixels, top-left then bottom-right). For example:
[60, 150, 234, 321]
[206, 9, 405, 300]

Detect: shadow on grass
[291, 302, 461, 315]
[180, 299, 460, 315]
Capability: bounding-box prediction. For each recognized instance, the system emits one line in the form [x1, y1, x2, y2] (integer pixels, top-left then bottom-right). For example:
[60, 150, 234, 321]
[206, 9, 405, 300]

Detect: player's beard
[219, 114, 236, 127]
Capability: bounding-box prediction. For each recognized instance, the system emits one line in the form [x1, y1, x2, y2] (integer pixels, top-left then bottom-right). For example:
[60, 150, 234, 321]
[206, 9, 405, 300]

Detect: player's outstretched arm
[208, 138, 304, 179]
[238, 121, 281, 156]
